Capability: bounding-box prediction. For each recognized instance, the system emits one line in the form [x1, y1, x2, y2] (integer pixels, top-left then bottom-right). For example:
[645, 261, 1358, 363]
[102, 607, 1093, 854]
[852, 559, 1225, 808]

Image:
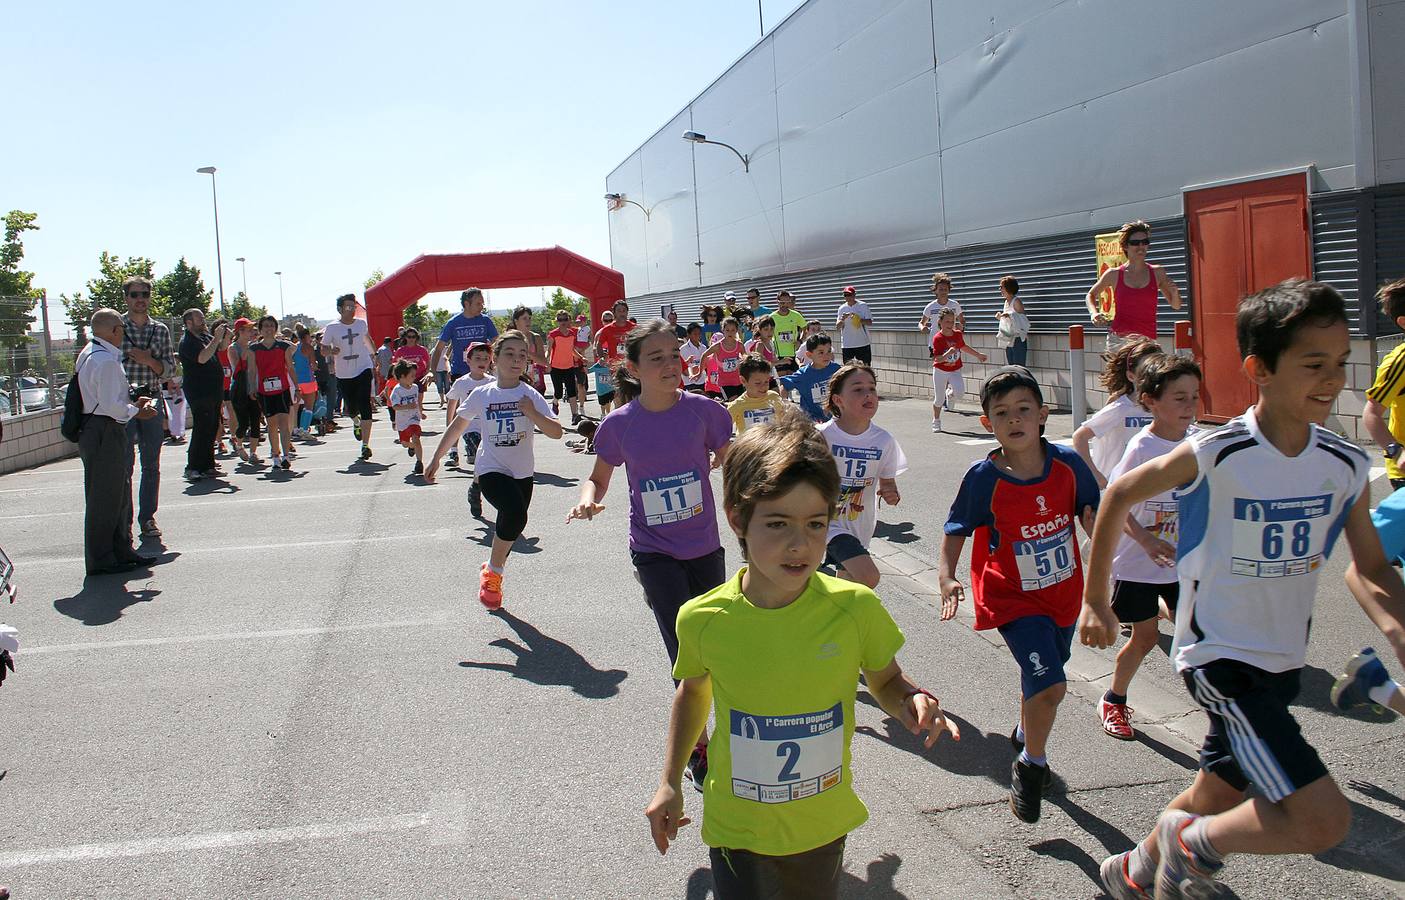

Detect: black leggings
[478, 473, 534, 542]
[232, 388, 262, 441]
[710, 836, 845, 900]
[549, 367, 578, 401]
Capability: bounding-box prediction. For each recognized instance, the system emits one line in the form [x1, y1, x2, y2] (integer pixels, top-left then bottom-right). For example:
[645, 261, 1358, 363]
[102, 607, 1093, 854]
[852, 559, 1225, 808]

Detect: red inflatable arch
[362, 246, 626, 343]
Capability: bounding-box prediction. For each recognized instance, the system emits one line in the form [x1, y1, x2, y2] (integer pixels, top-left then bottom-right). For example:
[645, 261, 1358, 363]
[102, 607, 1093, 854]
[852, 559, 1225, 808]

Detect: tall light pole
[195, 166, 228, 316]
[235, 256, 249, 302]
[273, 271, 285, 321]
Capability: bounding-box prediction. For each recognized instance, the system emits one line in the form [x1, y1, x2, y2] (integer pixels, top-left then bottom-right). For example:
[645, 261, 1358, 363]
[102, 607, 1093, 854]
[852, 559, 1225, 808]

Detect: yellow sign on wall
[1095, 231, 1127, 320]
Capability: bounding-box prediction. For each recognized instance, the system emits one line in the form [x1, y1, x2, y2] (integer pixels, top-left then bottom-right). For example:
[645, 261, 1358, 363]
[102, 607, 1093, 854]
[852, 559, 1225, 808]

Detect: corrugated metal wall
[629, 218, 1192, 337]
[1378, 186, 1405, 287]
[1310, 190, 1368, 336]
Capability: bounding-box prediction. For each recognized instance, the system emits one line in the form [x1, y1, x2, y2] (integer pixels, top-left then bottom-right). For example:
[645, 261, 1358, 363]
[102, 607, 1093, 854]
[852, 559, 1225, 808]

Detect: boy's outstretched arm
[938, 533, 966, 621]
[1344, 487, 1405, 670]
[645, 675, 712, 855]
[864, 659, 960, 749]
[1079, 442, 1198, 648]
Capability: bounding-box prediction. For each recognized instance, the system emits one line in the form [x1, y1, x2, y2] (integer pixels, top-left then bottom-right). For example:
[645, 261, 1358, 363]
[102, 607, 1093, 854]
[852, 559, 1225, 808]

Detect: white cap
[723, 291, 736, 301]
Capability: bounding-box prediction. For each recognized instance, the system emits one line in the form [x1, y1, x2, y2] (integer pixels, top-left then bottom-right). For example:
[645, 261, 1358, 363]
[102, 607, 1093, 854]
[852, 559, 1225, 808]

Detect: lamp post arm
[702, 139, 750, 173]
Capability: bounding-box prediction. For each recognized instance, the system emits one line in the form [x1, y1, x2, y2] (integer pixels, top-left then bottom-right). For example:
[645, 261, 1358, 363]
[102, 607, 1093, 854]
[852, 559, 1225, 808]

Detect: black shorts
[549, 367, 578, 401]
[337, 370, 374, 421]
[710, 836, 845, 900]
[721, 384, 745, 401]
[825, 533, 867, 568]
[1111, 580, 1179, 624]
[1184, 660, 1327, 802]
[842, 345, 872, 366]
[259, 392, 292, 417]
[775, 358, 799, 376]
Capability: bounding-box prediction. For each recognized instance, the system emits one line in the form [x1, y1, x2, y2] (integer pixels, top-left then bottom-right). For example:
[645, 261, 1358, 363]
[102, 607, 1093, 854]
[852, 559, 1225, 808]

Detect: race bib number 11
[640, 471, 705, 526]
[730, 704, 844, 804]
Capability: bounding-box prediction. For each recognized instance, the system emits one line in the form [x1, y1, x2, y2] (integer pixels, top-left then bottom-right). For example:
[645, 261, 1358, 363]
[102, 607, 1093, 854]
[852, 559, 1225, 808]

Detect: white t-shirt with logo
[448, 372, 495, 434]
[680, 340, 707, 388]
[389, 383, 422, 432]
[1109, 426, 1185, 585]
[818, 420, 908, 547]
[835, 301, 872, 349]
[323, 319, 373, 379]
[459, 381, 555, 479]
[921, 298, 964, 328]
[1082, 394, 1154, 480]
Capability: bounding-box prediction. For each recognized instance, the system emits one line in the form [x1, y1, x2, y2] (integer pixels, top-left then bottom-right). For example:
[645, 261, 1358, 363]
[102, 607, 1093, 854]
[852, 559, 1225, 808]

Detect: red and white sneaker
[478, 563, 503, 610]
[1099, 698, 1136, 740]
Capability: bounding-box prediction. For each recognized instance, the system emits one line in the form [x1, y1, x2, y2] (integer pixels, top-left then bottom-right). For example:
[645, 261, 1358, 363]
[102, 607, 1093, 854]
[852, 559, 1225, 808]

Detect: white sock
[1369, 680, 1401, 706]
[488, 563, 504, 575]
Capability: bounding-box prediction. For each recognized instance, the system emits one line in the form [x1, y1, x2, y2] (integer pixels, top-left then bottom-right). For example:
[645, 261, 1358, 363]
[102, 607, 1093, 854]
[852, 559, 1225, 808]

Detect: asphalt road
[0, 395, 1403, 899]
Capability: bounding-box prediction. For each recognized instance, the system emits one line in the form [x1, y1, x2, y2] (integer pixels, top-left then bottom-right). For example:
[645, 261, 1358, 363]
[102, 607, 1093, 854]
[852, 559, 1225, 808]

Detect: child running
[567, 320, 734, 792]
[743, 314, 778, 369]
[1333, 483, 1405, 717]
[388, 360, 425, 476]
[1080, 280, 1405, 899]
[930, 307, 988, 432]
[426, 331, 563, 608]
[1095, 355, 1202, 741]
[726, 355, 785, 434]
[249, 315, 298, 471]
[819, 363, 907, 590]
[644, 409, 958, 899]
[780, 334, 840, 423]
[940, 366, 1100, 824]
[1072, 335, 1164, 487]
[695, 316, 746, 400]
[793, 321, 823, 367]
[442, 342, 493, 471]
[680, 323, 707, 394]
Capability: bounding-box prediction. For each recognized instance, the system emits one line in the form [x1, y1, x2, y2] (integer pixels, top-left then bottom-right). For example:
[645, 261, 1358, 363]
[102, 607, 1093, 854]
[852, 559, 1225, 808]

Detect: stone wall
[0, 409, 77, 475]
[866, 329, 1377, 444]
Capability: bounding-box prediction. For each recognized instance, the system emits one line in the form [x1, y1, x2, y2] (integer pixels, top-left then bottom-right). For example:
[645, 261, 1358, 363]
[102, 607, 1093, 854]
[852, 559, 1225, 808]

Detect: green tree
[227, 291, 268, 323]
[426, 307, 452, 333]
[0, 211, 41, 349]
[533, 288, 587, 334]
[153, 256, 212, 319]
[402, 302, 432, 334]
[60, 291, 90, 351]
[84, 251, 157, 316]
[364, 268, 385, 290]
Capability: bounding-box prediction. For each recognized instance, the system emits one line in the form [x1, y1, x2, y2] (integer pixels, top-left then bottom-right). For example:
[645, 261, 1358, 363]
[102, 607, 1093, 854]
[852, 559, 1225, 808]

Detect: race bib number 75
[730, 704, 844, 804]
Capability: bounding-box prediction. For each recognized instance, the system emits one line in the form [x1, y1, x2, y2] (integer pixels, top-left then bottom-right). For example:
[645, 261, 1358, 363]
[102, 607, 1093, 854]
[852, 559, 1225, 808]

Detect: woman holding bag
[995, 275, 1030, 366]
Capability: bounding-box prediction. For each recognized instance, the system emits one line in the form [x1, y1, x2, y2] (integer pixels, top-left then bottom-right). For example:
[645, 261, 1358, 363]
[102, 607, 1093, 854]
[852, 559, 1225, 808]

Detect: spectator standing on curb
[996, 276, 1031, 366]
[918, 273, 966, 333]
[1084, 219, 1182, 352]
[119, 276, 175, 540]
[76, 308, 159, 575]
[835, 286, 874, 365]
[177, 308, 227, 481]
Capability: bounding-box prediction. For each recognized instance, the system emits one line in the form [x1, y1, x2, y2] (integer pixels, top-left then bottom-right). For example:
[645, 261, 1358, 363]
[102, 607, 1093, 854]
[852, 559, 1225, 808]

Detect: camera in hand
[130, 384, 157, 402]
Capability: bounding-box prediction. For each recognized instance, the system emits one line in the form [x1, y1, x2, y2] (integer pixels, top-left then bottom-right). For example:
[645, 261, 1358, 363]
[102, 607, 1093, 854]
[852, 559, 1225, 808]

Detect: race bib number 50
[730, 704, 843, 804]
[1013, 529, 1076, 590]
[1231, 495, 1329, 578]
[640, 471, 705, 526]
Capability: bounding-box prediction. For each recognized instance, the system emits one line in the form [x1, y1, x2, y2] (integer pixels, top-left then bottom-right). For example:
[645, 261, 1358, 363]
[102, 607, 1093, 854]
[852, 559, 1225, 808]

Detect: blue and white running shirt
[1173, 407, 1369, 674]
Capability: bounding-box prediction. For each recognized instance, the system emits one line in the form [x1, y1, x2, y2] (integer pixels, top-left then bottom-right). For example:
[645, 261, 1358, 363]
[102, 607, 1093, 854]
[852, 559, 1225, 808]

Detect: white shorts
[932, 368, 964, 405]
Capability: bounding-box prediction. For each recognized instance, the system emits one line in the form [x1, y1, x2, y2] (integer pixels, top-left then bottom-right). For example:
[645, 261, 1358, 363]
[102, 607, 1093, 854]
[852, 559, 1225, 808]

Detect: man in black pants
[178, 308, 228, 481]
[76, 309, 159, 576]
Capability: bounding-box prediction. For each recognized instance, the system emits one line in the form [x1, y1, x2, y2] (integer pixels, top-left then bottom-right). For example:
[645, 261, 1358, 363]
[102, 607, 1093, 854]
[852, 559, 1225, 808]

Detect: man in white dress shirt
[76, 309, 159, 576]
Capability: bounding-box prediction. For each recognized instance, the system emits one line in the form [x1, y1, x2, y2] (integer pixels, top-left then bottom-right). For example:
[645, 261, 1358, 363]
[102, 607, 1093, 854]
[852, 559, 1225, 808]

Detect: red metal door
[1186, 174, 1311, 421]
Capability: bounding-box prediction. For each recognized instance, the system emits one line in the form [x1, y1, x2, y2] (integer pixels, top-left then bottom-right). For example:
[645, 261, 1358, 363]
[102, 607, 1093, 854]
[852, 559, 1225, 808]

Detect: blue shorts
[1371, 486, 1405, 563]
[997, 615, 1074, 699]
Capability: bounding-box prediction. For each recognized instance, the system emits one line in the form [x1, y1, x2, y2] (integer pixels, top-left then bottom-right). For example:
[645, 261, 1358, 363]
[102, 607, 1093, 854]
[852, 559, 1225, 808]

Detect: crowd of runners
[37, 217, 1405, 899]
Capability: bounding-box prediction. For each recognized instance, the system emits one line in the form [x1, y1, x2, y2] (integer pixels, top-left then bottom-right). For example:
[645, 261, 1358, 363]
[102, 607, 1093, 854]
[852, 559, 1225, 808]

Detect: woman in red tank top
[213, 319, 235, 455]
[1085, 220, 1183, 351]
[249, 315, 298, 470]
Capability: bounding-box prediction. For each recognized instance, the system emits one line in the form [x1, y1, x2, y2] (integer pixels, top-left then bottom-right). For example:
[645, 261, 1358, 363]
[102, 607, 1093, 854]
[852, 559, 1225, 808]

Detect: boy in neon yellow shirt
[646, 409, 959, 897]
[727, 355, 786, 434]
[1364, 278, 1405, 489]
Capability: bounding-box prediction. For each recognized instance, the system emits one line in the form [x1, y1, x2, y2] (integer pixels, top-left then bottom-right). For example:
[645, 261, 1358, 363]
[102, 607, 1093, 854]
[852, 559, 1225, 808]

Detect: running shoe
[406, 443, 414, 457]
[413, 460, 424, 475]
[932, 420, 942, 433]
[1010, 726, 1023, 752]
[1099, 850, 1153, 899]
[1332, 647, 1390, 711]
[280, 456, 292, 471]
[468, 481, 483, 518]
[478, 563, 503, 610]
[551, 400, 560, 416]
[140, 519, 162, 539]
[1009, 758, 1048, 823]
[353, 421, 361, 441]
[360, 445, 372, 461]
[184, 468, 203, 482]
[1100, 698, 1136, 740]
[447, 449, 459, 467]
[685, 743, 709, 794]
[571, 413, 581, 426]
[1153, 810, 1222, 899]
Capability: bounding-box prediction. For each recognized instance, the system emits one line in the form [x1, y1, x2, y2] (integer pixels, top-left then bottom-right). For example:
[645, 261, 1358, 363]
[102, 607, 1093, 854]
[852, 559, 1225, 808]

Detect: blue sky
[9, 0, 803, 333]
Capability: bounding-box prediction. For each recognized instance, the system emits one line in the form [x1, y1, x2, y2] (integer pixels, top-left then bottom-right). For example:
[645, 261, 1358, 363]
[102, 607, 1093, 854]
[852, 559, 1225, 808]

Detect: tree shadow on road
[464, 526, 541, 554]
[684, 851, 910, 898]
[54, 581, 161, 626]
[533, 471, 578, 488]
[458, 609, 627, 699]
[873, 521, 918, 544]
[854, 691, 1008, 786]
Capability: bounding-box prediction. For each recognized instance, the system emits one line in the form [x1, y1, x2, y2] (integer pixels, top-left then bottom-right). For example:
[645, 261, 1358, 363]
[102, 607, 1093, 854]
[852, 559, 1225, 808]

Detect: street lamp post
[235, 257, 249, 303]
[274, 271, 285, 321]
[195, 166, 228, 316]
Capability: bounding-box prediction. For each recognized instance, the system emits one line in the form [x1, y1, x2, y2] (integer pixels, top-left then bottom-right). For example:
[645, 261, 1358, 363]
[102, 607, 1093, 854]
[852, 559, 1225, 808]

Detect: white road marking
[1372, 466, 1387, 482]
[0, 811, 432, 868]
[22, 616, 452, 656]
[955, 438, 997, 446]
[0, 484, 428, 522]
[21, 528, 451, 566]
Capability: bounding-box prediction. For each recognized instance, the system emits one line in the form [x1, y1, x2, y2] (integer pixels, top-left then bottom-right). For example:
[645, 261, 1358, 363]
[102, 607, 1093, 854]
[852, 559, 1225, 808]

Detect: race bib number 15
[730, 704, 844, 804]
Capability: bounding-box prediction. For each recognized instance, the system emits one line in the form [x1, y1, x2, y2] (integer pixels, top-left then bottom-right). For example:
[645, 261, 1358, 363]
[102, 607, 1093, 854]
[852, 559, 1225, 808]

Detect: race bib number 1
[640, 471, 705, 526]
[730, 704, 844, 804]
[1013, 529, 1076, 590]
[262, 376, 284, 393]
[1231, 495, 1329, 578]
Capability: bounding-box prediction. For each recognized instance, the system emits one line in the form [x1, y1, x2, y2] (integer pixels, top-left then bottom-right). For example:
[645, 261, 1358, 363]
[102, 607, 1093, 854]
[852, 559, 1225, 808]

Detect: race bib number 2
[1231, 495, 1329, 578]
[730, 704, 843, 804]
[640, 471, 705, 526]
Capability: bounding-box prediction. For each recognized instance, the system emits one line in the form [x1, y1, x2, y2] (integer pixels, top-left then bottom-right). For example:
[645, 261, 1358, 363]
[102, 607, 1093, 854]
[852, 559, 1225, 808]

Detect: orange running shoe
[478, 563, 503, 610]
